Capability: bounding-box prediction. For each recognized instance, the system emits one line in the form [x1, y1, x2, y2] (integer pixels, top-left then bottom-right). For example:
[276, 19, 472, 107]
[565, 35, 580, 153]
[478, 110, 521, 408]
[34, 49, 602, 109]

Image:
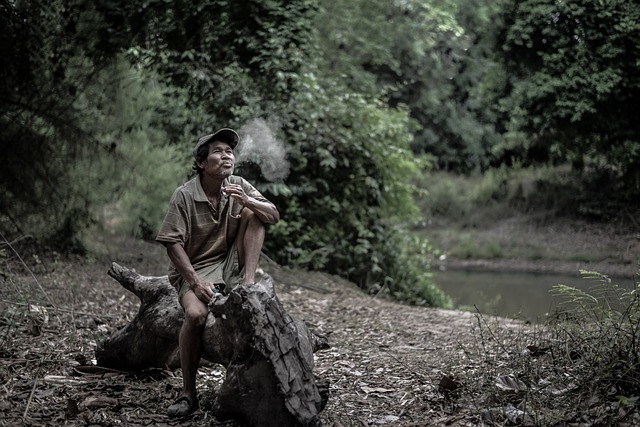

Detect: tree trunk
[96, 262, 329, 427]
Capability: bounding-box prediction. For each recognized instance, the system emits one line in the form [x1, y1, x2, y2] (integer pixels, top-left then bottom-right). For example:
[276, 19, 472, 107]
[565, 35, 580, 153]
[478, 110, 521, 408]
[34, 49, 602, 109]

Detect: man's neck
[199, 174, 225, 198]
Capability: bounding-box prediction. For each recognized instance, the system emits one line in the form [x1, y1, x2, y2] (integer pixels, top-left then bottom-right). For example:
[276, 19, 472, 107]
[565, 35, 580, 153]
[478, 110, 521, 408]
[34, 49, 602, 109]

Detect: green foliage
[0, 0, 449, 307]
[123, 0, 317, 114]
[71, 59, 191, 239]
[381, 228, 452, 307]
[489, 0, 640, 184]
[315, 0, 504, 172]
[124, 0, 449, 304]
[260, 72, 447, 305]
[417, 167, 514, 224]
[418, 163, 640, 228]
[1, 4, 82, 247]
[1, 43, 191, 247]
[546, 272, 640, 418]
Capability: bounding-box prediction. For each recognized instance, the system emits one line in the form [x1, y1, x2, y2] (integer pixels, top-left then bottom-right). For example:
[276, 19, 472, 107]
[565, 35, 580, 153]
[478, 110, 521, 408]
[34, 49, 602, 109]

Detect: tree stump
[96, 262, 329, 427]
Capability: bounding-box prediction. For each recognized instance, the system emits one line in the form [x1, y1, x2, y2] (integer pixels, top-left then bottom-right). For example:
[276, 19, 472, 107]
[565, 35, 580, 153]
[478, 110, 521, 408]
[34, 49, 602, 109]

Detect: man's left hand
[223, 184, 249, 205]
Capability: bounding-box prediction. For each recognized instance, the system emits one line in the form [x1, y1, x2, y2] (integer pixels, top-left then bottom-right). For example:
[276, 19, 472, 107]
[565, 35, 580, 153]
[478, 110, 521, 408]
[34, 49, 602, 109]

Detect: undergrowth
[442, 269, 640, 426]
[414, 165, 639, 264]
[416, 165, 640, 229]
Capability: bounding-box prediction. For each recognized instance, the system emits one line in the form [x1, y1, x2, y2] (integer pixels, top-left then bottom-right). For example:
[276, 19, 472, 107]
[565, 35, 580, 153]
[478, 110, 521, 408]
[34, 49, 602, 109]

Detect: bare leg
[236, 209, 265, 285]
[177, 291, 208, 403]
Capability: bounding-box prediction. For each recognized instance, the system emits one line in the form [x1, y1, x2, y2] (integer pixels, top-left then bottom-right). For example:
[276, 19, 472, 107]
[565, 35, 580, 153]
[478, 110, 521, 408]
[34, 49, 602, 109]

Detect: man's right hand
[166, 243, 218, 304]
[191, 280, 216, 304]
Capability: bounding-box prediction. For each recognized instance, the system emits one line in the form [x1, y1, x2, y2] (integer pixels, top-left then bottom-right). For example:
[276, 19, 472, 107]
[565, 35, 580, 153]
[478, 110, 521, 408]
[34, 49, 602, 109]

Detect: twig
[373, 282, 389, 299]
[627, 211, 639, 231]
[23, 376, 38, 422]
[259, 251, 279, 266]
[0, 234, 35, 248]
[474, 305, 511, 355]
[374, 341, 428, 380]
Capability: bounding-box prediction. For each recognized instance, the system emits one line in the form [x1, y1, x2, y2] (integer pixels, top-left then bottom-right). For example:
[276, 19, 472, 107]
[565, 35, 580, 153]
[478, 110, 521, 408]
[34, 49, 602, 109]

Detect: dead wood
[95, 263, 183, 370]
[96, 262, 328, 427]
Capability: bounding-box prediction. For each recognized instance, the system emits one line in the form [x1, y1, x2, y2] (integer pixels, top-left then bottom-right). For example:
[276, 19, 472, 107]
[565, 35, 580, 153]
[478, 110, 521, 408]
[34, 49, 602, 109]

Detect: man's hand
[223, 184, 249, 205]
[222, 183, 280, 224]
[191, 279, 217, 304]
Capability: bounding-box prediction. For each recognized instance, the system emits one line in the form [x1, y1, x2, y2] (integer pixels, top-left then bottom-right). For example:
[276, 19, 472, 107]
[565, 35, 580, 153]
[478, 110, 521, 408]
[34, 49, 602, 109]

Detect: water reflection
[434, 269, 637, 323]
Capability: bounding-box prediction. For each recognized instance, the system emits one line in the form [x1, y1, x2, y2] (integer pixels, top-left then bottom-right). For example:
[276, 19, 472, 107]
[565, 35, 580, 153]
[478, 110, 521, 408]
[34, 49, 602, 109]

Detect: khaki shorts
[171, 242, 244, 307]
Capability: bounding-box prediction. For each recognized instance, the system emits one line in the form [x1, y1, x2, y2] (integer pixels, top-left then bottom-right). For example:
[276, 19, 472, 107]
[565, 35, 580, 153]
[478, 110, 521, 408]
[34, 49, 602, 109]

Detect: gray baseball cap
[193, 128, 239, 158]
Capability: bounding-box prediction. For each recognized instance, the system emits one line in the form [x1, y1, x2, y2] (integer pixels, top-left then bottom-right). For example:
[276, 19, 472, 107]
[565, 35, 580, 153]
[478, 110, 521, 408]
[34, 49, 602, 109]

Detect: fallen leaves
[495, 374, 527, 394]
[1, 240, 512, 426]
[80, 395, 119, 409]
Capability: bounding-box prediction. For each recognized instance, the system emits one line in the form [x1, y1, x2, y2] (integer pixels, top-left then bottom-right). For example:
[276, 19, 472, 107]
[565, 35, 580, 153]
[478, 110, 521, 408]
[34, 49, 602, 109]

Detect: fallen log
[96, 262, 329, 427]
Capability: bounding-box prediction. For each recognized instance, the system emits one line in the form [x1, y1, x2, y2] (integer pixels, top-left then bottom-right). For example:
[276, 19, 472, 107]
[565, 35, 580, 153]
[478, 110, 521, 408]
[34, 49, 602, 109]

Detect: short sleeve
[155, 189, 190, 246]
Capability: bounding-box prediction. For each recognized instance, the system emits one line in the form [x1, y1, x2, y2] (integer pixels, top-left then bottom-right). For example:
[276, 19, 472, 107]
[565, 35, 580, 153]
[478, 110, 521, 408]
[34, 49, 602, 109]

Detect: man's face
[199, 141, 235, 179]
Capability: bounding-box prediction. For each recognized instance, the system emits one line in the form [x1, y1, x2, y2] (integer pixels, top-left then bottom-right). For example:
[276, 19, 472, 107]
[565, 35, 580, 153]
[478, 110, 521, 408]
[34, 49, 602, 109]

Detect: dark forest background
[1, 0, 638, 306]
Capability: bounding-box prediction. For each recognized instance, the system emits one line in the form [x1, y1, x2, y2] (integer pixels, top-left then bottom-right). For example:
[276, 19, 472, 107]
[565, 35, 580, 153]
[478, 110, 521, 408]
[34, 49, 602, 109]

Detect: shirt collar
[193, 176, 230, 203]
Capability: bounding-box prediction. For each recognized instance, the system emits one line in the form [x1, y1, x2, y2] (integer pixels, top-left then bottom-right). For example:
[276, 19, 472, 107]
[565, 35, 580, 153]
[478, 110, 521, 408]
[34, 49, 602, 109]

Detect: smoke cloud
[236, 118, 290, 182]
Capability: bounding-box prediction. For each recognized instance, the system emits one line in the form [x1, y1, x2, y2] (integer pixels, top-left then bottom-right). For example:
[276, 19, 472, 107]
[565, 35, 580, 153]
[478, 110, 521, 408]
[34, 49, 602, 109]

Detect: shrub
[72, 59, 192, 241]
[261, 72, 448, 306]
[548, 272, 640, 406]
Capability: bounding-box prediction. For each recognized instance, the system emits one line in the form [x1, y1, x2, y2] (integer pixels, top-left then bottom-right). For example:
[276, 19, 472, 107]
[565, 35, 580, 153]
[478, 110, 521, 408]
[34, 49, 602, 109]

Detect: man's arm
[166, 242, 216, 303]
[223, 184, 280, 224]
[241, 197, 280, 224]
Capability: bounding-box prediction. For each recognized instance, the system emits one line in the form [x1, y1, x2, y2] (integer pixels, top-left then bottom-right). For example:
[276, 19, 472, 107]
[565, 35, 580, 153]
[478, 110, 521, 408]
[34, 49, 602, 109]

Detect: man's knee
[183, 300, 208, 327]
[241, 208, 263, 228]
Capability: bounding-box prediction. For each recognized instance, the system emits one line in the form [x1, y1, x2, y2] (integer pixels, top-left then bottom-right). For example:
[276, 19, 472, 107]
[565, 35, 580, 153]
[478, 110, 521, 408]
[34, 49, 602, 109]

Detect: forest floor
[0, 218, 638, 426]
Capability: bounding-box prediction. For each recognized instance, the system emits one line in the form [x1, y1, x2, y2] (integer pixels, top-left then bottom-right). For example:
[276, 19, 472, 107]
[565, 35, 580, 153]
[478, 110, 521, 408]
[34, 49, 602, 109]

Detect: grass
[447, 238, 505, 260]
[413, 165, 640, 267]
[419, 165, 640, 423]
[441, 271, 640, 425]
[422, 222, 621, 265]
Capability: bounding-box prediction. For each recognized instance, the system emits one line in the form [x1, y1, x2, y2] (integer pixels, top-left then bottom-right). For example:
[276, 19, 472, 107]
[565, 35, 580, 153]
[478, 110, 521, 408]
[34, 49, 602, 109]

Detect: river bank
[424, 214, 639, 279]
[433, 256, 637, 279]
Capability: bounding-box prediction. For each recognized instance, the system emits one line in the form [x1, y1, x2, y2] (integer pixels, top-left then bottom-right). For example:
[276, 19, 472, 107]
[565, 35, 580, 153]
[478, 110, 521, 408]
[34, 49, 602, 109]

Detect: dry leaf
[495, 375, 527, 393]
[439, 375, 460, 391]
[80, 396, 118, 409]
[361, 386, 393, 394]
[526, 345, 549, 356]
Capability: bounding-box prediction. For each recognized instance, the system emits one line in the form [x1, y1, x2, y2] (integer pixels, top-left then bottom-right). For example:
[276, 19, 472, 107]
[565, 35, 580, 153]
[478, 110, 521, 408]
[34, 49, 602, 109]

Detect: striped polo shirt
[155, 175, 272, 284]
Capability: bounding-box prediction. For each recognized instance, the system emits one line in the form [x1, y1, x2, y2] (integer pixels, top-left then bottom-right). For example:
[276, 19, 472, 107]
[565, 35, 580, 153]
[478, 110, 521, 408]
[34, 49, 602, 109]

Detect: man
[155, 128, 280, 418]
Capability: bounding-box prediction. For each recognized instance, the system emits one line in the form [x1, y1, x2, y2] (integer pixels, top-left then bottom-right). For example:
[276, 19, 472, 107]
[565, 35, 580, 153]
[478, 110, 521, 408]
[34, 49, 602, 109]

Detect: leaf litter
[5, 236, 630, 426]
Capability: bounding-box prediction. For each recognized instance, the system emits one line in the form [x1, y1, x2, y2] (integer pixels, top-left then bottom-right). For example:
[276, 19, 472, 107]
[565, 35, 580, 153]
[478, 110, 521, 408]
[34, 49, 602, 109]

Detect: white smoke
[236, 118, 290, 182]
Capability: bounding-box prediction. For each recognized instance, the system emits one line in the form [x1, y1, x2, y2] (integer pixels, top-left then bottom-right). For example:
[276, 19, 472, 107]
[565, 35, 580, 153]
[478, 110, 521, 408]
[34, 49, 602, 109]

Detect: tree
[0, 1, 115, 248]
[1, 0, 449, 306]
[313, 0, 504, 172]
[118, 0, 448, 303]
[0, 0, 196, 246]
[488, 0, 640, 185]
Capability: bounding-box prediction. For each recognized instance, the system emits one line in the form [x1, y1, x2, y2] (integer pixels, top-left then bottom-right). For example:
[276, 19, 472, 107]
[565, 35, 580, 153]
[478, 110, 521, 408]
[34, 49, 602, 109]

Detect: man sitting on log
[155, 128, 280, 418]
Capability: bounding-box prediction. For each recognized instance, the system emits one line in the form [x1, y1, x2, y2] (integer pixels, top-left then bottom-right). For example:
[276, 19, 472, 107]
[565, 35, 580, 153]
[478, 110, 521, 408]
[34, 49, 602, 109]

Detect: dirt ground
[0, 229, 638, 426]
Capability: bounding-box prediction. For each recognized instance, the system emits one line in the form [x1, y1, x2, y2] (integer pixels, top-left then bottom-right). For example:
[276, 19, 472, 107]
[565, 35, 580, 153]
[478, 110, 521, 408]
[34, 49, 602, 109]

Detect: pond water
[434, 269, 637, 323]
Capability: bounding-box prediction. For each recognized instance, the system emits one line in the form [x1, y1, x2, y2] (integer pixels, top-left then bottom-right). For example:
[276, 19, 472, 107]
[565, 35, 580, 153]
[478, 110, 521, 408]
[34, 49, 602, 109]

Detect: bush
[258, 72, 449, 306]
[72, 59, 194, 241]
[549, 272, 640, 405]
[418, 164, 640, 229]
